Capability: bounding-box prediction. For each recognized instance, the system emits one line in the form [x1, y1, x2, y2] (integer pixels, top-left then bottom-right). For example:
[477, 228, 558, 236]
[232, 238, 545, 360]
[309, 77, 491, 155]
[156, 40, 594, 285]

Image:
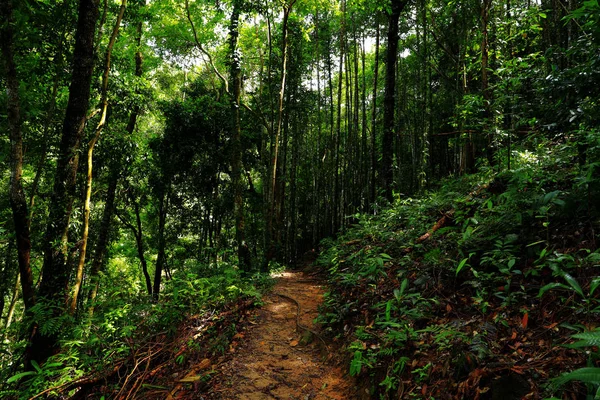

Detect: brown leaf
[290, 340, 299, 347]
[544, 322, 558, 330]
[521, 312, 529, 329]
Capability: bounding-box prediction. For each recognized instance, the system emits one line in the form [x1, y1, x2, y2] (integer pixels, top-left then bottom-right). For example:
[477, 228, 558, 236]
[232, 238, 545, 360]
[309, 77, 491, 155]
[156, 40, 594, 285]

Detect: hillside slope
[316, 139, 600, 399]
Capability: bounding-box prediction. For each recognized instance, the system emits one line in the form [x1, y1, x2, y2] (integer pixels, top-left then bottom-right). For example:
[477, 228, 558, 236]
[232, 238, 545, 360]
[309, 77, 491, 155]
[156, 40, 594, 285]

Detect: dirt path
[206, 271, 355, 399]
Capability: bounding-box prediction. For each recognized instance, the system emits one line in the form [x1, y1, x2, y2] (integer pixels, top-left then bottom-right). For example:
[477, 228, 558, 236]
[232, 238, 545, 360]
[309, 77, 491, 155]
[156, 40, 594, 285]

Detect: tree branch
[185, 0, 229, 93]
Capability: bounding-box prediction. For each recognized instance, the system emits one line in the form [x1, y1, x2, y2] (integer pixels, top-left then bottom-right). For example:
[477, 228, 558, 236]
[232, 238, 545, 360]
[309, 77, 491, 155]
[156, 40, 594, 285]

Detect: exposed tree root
[272, 292, 330, 353]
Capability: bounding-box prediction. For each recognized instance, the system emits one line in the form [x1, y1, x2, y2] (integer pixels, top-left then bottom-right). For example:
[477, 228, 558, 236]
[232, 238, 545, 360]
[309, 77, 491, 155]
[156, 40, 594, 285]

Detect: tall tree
[229, 0, 252, 271]
[381, 0, 408, 202]
[370, 21, 381, 205]
[0, 0, 36, 312]
[70, 0, 127, 315]
[31, 0, 100, 364]
[267, 0, 297, 266]
[87, 4, 146, 315]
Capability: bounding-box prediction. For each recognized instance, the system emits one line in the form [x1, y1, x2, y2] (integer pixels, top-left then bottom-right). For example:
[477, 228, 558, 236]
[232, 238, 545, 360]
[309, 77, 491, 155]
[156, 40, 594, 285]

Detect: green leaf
[7, 371, 37, 384]
[349, 351, 363, 376]
[399, 278, 408, 296]
[538, 282, 569, 297]
[385, 300, 392, 322]
[590, 277, 600, 295]
[563, 273, 584, 297]
[543, 190, 560, 205]
[31, 360, 42, 373]
[553, 367, 600, 388]
[456, 258, 469, 275]
[571, 330, 600, 346]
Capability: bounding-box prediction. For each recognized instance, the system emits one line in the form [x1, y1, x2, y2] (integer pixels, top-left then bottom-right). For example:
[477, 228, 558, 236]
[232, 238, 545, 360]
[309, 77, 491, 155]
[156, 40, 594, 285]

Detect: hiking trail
[205, 270, 355, 399]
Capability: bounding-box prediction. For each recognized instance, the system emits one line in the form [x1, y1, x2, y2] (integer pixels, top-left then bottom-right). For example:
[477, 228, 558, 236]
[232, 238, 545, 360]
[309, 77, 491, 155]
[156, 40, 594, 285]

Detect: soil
[205, 271, 356, 399]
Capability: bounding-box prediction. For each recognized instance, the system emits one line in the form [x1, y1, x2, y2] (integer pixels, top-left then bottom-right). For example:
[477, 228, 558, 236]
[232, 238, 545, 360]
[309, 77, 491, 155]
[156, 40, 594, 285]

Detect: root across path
[206, 271, 355, 399]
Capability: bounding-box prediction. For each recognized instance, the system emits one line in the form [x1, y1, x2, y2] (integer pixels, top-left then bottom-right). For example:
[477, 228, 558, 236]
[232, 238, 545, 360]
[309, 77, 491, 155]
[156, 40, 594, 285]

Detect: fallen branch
[416, 210, 455, 244]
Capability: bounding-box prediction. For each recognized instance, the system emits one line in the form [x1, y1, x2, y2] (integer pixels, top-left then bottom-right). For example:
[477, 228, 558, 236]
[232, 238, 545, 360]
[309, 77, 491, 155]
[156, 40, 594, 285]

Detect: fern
[349, 351, 363, 376]
[552, 367, 600, 388]
[566, 330, 600, 348]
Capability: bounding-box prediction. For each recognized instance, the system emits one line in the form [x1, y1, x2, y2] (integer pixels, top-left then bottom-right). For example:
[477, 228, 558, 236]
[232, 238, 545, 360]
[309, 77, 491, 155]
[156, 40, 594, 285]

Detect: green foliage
[318, 133, 600, 397]
[549, 329, 600, 398]
[1, 258, 269, 398]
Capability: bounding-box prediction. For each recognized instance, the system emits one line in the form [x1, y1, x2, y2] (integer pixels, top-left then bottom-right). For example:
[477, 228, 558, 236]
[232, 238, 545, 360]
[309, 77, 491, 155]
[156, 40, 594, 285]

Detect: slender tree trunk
[5, 264, 20, 331]
[86, 171, 117, 316]
[314, 14, 322, 246]
[334, 1, 345, 232]
[382, 0, 408, 202]
[70, 0, 126, 316]
[229, 0, 251, 271]
[0, 0, 36, 313]
[117, 199, 152, 296]
[133, 202, 152, 296]
[278, 88, 291, 259]
[267, 1, 295, 264]
[153, 192, 167, 300]
[290, 106, 299, 264]
[481, 0, 494, 166]
[353, 28, 360, 211]
[87, 12, 144, 317]
[361, 34, 368, 210]
[370, 23, 380, 205]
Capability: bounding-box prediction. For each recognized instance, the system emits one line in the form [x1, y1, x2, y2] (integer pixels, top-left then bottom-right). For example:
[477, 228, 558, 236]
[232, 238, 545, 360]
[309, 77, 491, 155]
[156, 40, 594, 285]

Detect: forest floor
[167, 270, 356, 400]
[204, 270, 355, 399]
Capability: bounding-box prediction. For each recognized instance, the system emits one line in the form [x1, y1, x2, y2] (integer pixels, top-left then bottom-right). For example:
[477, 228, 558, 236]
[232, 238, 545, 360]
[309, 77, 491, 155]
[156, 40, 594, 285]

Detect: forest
[1, 0, 599, 398]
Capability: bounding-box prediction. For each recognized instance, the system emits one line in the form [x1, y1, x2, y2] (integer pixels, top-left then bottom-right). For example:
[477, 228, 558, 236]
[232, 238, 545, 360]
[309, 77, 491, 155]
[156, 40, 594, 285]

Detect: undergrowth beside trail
[0, 263, 272, 399]
[317, 137, 600, 399]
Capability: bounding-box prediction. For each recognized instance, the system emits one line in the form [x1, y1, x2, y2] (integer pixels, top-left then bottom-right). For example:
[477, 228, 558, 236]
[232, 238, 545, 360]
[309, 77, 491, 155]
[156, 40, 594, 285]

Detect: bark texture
[382, 0, 408, 202]
[31, 0, 100, 364]
[0, 0, 36, 312]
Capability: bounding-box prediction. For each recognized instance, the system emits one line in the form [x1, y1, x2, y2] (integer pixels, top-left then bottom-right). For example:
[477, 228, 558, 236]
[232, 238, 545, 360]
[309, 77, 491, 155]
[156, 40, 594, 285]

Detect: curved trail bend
[207, 271, 355, 399]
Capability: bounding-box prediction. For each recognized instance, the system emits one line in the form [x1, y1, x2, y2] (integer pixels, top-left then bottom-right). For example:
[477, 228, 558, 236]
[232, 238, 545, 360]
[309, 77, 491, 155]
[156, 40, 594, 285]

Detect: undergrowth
[317, 135, 600, 399]
[0, 261, 271, 399]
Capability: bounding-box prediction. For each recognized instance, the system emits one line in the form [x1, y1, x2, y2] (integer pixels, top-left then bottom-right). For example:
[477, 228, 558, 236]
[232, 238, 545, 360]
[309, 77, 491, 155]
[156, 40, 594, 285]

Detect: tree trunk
[117, 198, 152, 296]
[86, 171, 117, 317]
[153, 191, 167, 300]
[267, 0, 295, 265]
[481, 0, 494, 166]
[31, 0, 100, 365]
[134, 201, 152, 296]
[382, 0, 408, 202]
[334, 1, 345, 233]
[70, 0, 126, 316]
[361, 33, 368, 210]
[0, 0, 36, 313]
[87, 10, 144, 317]
[371, 23, 380, 205]
[5, 264, 20, 331]
[229, 0, 251, 271]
